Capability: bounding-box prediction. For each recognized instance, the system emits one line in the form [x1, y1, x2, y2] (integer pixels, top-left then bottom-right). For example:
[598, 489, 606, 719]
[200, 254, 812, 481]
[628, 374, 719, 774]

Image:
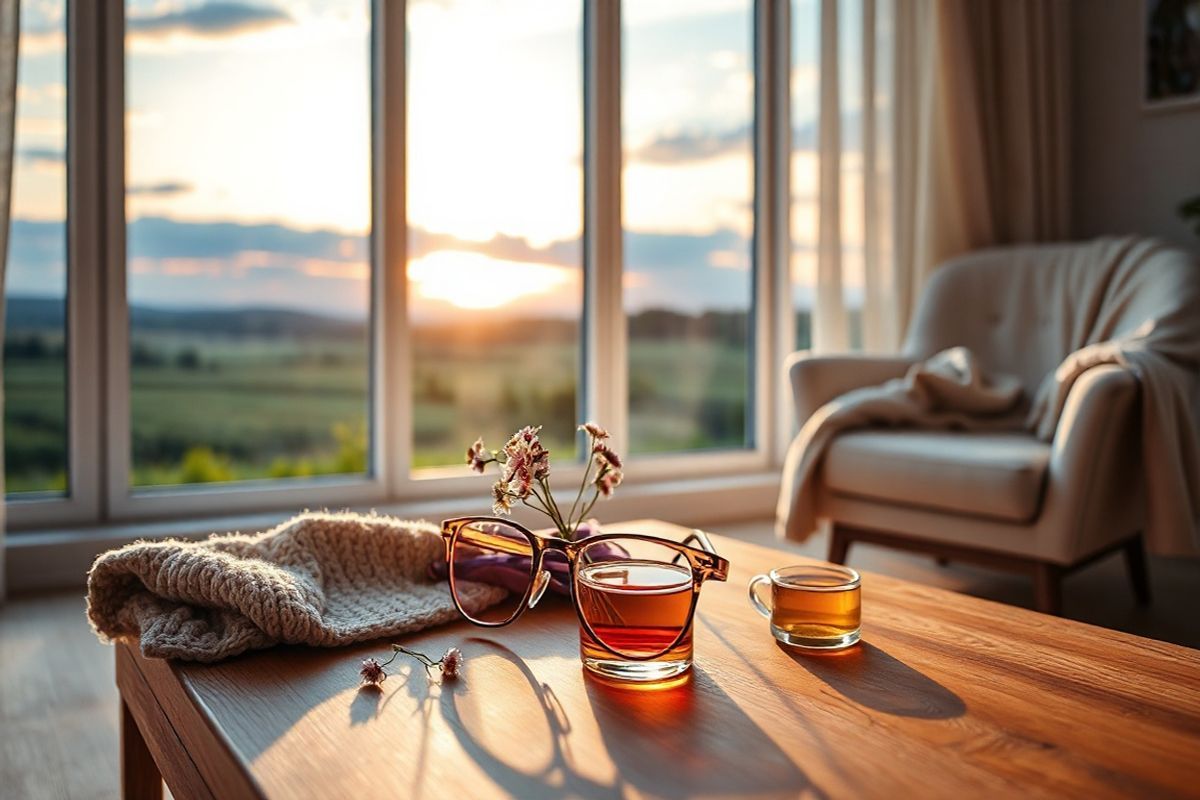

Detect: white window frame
[6, 0, 796, 532]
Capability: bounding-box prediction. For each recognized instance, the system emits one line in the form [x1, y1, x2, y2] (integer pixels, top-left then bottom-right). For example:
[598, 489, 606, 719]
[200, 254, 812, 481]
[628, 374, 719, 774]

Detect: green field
[4, 354, 68, 493]
[4, 303, 756, 493]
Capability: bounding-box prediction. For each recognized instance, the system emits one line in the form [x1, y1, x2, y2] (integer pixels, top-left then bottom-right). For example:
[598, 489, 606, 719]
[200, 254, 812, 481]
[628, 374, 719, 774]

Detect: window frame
[7, 0, 796, 531]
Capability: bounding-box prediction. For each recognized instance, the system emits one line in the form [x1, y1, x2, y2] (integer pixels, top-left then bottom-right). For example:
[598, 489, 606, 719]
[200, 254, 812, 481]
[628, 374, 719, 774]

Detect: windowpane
[623, 1, 755, 454]
[4, 0, 68, 496]
[407, 1, 583, 469]
[125, 1, 372, 487]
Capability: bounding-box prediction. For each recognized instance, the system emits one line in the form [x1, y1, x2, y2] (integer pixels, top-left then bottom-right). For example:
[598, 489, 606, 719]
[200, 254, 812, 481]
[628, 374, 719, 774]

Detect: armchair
[784, 241, 1200, 614]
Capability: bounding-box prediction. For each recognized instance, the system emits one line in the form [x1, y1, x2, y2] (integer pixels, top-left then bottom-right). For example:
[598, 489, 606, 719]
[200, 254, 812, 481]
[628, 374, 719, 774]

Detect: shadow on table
[438, 638, 817, 800]
[439, 638, 621, 800]
[583, 666, 821, 800]
[780, 641, 966, 719]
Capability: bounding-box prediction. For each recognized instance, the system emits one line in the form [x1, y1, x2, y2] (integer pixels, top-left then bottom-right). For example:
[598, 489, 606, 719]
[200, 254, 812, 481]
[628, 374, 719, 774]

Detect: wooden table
[116, 520, 1200, 799]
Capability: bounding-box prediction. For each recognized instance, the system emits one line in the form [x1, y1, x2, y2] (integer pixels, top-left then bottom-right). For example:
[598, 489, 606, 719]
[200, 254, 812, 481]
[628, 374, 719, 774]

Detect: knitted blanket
[86, 512, 504, 662]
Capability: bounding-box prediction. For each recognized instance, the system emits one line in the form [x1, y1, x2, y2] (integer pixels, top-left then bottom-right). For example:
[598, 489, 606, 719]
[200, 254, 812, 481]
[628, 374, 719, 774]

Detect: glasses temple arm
[671, 529, 727, 580]
[681, 528, 717, 553]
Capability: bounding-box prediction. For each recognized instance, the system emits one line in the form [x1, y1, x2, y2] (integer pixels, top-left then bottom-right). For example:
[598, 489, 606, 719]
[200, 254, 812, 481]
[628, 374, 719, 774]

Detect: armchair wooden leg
[1123, 535, 1152, 606]
[1033, 563, 1063, 616]
[828, 527, 851, 565]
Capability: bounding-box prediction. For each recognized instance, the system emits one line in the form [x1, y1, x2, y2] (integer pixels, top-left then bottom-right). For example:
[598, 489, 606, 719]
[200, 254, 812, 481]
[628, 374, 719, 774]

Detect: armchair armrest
[786, 352, 915, 427]
[1045, 364, 1141, 556]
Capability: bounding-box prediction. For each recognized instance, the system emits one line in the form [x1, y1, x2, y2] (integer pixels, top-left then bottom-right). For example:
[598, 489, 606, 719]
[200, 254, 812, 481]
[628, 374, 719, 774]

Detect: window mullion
[584, 0, 627, 453]
[101, 0, 129, 519]
[66, 0, 103, 519]
[760, 0, 793, 467]
[376, 0, 409, 500]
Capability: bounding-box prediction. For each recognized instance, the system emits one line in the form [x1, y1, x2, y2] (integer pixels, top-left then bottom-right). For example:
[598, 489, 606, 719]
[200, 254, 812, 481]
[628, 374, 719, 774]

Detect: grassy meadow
[4, 298, 759, 494]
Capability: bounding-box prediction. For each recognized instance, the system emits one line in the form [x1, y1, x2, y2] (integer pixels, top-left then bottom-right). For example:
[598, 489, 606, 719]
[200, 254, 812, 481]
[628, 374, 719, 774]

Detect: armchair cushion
[824, 431, 1050, 523]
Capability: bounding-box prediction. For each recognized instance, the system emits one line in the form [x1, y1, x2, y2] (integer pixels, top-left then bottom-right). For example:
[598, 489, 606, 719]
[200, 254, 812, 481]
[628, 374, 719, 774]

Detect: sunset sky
[5, 0, 848, 321]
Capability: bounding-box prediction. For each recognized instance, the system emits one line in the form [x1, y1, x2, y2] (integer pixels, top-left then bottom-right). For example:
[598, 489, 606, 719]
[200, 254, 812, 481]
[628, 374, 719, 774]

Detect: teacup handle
[747, 574, 772, 619]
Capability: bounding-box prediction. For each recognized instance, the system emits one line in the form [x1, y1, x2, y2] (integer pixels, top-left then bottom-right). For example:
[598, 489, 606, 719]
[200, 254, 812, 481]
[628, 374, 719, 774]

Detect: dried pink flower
[593, 443, 623, 470]
[359, 657, 387, 686]
[440, 647, 463, 680]
[504, 426, 550, 482]
[491, 480, 514, 515]
[579, 421, 609, 440]
[465, 437, 489, 473]
[596, 468, 623, 497]
[497, 425, 550, 503]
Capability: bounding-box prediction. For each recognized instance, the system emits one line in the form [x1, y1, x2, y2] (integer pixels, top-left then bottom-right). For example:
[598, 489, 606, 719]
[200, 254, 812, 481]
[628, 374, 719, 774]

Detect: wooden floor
[1, 518, 1197, 799]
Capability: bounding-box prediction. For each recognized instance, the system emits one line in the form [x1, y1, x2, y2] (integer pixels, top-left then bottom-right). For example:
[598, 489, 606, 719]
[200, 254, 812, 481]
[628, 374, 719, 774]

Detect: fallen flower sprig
[359, 644, 463, 687]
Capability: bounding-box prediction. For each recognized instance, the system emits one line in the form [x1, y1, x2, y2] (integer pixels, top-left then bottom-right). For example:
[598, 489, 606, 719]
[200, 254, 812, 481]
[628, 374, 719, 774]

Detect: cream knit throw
[86, 511, 503, 662]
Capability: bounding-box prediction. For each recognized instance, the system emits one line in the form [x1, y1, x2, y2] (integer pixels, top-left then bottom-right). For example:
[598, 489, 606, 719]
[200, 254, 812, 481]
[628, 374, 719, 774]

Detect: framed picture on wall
[1144, 0, 1200, 111]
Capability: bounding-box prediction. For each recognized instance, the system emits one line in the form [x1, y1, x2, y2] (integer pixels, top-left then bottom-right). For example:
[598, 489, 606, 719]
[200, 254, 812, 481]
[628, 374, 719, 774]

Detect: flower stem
[531, 480, 568, 537]
[392, 645, 440, 668]
[566, 434, 596, 535]
[577, 487, 602, 523]
[522, 490, 554, 517]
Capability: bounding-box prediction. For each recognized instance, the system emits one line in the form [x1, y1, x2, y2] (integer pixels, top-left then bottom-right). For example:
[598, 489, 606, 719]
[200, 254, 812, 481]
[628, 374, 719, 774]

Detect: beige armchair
[788, 241, 1198, 614]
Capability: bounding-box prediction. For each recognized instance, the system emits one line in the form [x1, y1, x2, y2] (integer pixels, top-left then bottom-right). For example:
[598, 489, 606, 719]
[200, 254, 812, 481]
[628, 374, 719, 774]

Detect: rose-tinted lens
[575, 538, 694, 659]
[451, 520, 535, 624]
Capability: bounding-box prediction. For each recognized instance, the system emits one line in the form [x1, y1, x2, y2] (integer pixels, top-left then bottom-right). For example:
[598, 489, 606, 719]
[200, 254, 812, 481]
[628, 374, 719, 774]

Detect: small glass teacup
[748, 564, 861, 650]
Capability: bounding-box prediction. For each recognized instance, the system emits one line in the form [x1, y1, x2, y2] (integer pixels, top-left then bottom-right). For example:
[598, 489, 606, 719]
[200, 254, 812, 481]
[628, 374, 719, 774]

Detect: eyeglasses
[440, 517, 729, 662]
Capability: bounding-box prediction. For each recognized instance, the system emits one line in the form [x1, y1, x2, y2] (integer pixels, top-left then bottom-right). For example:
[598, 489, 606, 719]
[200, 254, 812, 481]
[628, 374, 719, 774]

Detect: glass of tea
[748, 564, 861, 650]
[575, 556, 696, 682]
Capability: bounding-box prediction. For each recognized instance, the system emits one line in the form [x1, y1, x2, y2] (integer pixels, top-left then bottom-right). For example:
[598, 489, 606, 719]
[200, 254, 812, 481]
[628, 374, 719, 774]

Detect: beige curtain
[0, 0, 18, 602]
[813, 0, 1071, 353]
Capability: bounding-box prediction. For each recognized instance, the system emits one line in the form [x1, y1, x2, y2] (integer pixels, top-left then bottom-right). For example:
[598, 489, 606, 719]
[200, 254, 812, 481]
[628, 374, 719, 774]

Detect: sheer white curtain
[811, 0, 1071, 354]
[0, 0, 18, 602]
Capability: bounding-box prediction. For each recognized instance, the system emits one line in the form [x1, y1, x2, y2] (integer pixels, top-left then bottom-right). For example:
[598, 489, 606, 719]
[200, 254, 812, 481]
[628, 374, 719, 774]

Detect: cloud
[7, 214, 755, 317]
[128, 181, 195, 197]
[409, 227, 580, 272]
[17, 147, 63, 167]
[17, 83, 67, 104]
[6, 219, 66, 297]
[632, 126, 751, 165]
[16, 27, 65, 55]
[631, 114, 861, 165]
[127, 2, 292, 40]
[126, 216, 368, 263]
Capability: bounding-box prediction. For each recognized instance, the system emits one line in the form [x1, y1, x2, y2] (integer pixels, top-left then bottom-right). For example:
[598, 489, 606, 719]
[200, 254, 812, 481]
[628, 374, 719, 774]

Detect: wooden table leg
[122, 698, 163, 800]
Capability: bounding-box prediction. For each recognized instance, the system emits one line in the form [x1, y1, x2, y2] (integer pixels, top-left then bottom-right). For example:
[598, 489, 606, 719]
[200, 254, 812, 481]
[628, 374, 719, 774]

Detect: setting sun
[407, 250, 573, 310]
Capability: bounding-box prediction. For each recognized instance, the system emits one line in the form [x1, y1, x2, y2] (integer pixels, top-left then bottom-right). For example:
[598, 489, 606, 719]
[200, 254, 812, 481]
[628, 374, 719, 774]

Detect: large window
[6, 2, 824, 527]
[407, 0, 583, 469]
[4, 0, 68, 496]
[124, 0, 372, 487]
[622, 1, 755, 455]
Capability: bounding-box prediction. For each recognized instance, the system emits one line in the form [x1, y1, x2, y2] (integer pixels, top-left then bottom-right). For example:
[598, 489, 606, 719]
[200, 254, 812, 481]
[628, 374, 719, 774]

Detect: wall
[1072, 0, 1200, 250]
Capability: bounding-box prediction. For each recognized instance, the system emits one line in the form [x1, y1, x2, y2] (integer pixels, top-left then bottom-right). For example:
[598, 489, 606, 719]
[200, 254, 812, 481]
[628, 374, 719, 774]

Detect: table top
[119, 520, 1200, 799]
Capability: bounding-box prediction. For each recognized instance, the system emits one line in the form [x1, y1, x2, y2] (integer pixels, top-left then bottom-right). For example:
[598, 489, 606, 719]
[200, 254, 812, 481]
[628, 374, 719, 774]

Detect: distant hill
[129, 305, 366, 339]
[5, 295, 64, 330]
[4, 295, 368, 339]
[5, 295, 767, 349]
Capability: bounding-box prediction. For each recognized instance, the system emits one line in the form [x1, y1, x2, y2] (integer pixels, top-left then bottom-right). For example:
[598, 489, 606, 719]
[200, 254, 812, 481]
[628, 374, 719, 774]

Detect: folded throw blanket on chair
[776, 347, 1026, 541]
[1024, 237, 1200, 556]
[87, 512, 504, 662]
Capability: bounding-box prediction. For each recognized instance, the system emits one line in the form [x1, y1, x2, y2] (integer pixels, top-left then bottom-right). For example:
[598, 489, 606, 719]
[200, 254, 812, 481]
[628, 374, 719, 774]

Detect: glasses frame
[440, 516, 730, 662]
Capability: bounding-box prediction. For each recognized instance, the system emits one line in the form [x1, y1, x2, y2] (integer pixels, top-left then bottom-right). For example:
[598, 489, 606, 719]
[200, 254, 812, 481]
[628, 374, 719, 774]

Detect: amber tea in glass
[576, 560, 694, 681]
[748, 565, 861, 650]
